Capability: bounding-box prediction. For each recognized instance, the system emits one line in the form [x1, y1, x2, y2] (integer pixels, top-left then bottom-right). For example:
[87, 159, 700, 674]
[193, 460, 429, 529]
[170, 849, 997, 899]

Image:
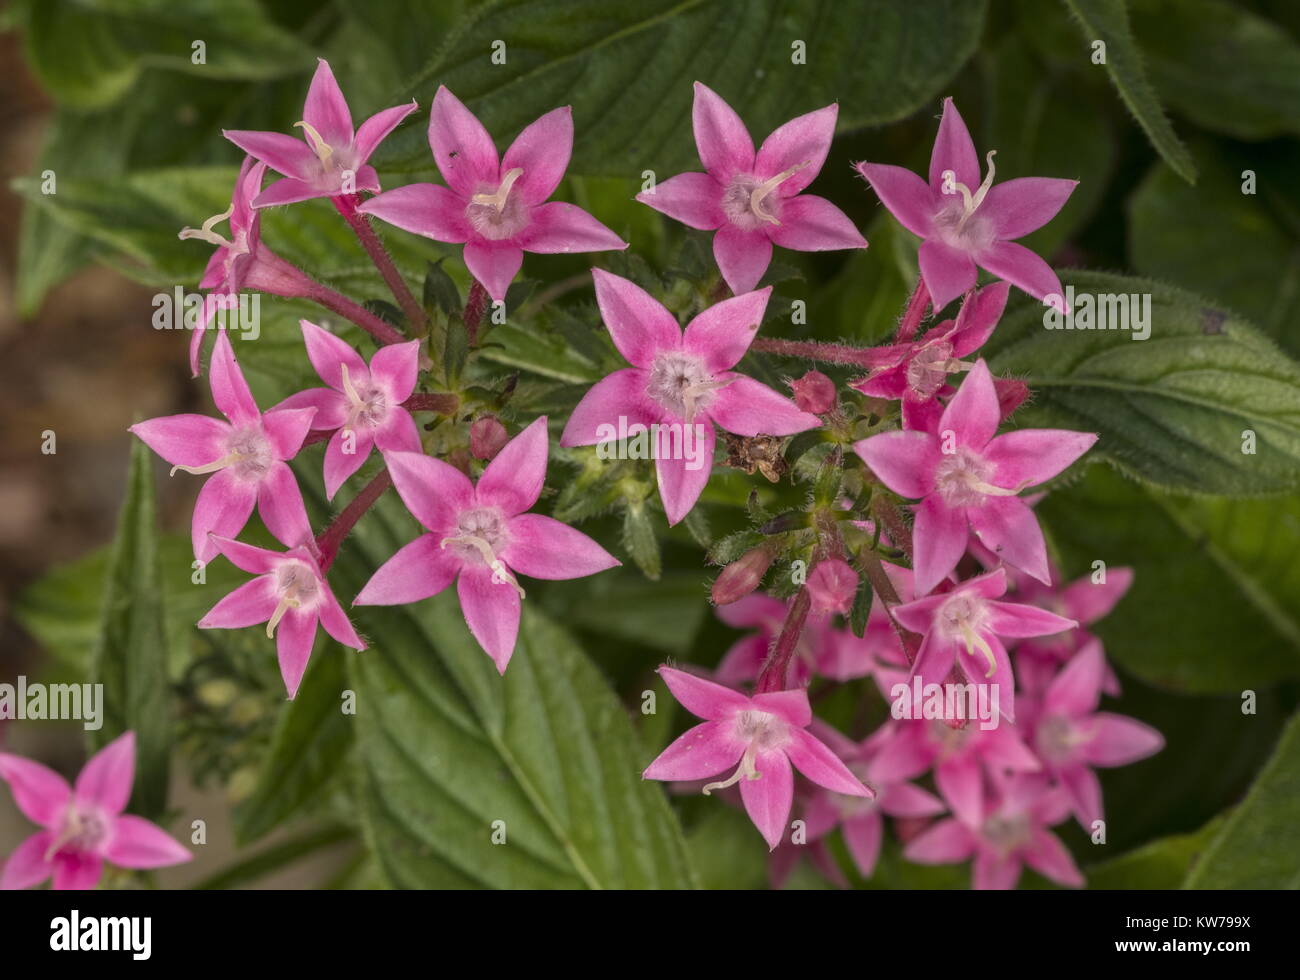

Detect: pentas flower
[560, 270, 820, 524]
[892, 567, 1078, 723]
[851, 281, 1009, 433]
[806, 558, 858, 615]
[637, 82, 866, 294]
[904, 772, 1083, 890]
[359, 87, 626, 302]
[643, 667, 872, 850]
[855, 97, 1076, 312]
[0, 732, 190, 890]
[355, 417, 619, 671]
[854, 359, 1097, 594]
[802, 722, 945, 879]
[1026, 640, 1163, 830]
[199, 536, 365, 699]
[225, 58, 417, 207]
[130, 331, 315, 564]
[275, 320, 422, 498]
[714, 593, 839, 687]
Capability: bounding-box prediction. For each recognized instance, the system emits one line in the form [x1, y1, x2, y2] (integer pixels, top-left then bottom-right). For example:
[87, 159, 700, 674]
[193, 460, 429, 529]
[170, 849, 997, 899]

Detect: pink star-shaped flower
[637, 81, 866, 294]
[274, 320, 422, 499]
[643, 667, 872, 850]
[0, 732, 190, 890]
[856, 97, 1076, 312]
[225, 58, 418, 207]
[130, 331, 315, 564]
[355, 417, 620, 672]
[854, 358, 1097, 594]
[559, 270, 820, 525]
[713, 593, 834, 688]
[199, 535, 366, 699]
[359, 86, 627, 303]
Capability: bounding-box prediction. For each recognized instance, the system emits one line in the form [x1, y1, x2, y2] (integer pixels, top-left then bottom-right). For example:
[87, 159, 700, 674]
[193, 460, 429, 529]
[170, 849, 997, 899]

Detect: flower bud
[470, 415, 509, 460]
[789, 370, 837, 415]
[994, 378, 1030, 422]
[711, 546, 775, 605]
[807, 558, 858, 615]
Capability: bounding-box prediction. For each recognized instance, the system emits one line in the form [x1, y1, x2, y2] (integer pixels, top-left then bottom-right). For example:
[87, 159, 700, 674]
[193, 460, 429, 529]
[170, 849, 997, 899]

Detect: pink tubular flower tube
[358, 86, 627, 303]
[129, 331, 315, 564]
[199, 536, 366, 699]
[855, 97, 1076, 312]
[854, 358, 1097, 594]
[355, 417, 620, 672]
[0, 732, 190, 890]
[559, 270, 820, 525]
[275, 320, 422, 498]
[643, 667, 873, 850]
[224, 58, 418, 208]
[637, 81, 867, 294]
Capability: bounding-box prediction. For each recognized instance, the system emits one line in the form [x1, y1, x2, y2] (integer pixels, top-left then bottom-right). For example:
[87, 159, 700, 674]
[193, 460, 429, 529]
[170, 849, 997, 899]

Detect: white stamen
[170, 451, 241, 477]
[749, 161, 809, 225]
[266, 594, 301, 639]
[294, 120, 334, 165]
[959, 622, 998, 679]
[471, 167, 524, 211]
[178, 204, 236, 249]
[702, 744, 761, 795]
[441, 534, 526, 598]
[941, 151, 998, 233]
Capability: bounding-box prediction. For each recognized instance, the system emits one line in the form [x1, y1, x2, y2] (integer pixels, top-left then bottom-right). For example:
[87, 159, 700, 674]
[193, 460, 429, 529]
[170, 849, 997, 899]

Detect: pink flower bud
[711, 546, 775, 605]
[807, 559, 857, 615]
[470, 415, 509, 460]
[994, 377, 1031, 421]
[789, 370, 837, 415]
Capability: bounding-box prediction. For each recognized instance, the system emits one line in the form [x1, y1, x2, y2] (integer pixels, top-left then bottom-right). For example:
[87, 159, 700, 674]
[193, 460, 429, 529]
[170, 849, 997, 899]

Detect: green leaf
[1185, 712, 1300, 888]
[232, 651, 355, 845]
[89, 441, 172, 819]
[984, 271, 1300, 495]
[1085, 818, 1222, 889]
[376, 0, 989, 178]
[622, 495, 663, 581]
[1060, 0, 1196, 183]
[193, 824, 355, 890]
[541, 570, 707, 656]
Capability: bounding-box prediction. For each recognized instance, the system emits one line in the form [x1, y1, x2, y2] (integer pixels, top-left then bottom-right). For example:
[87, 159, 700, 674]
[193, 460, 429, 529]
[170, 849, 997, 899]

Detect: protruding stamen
[681, 377, 733, 424]
[471, 167, 524, 211]
[441, 534, 526, 598]
[294, 120, 334, 165]
[750, 161, 810, 225]
[702, 744, 760, 795]
[170, 452, 240, 477]
[942, 151, 998, 233]
[178, 204, 236, 249]
[959, 622, 998, 679]
[266, 594, 301, 639]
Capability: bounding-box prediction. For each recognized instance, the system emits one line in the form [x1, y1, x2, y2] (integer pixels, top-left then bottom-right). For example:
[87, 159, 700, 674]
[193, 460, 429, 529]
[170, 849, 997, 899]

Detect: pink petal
[919, 238, 978, 312]
[981, 177, 1078, 241]
[972, 849, 1021, 890]
[986, 429, 1098, 489]
[967, 497, 1051, 587]
[843, 814, 883, 878]
[935, 758, 984, 827]
[358, 183, 471, 243]
[855, 162, 937, 238]
[103, 815, 191, 869]
[785, 729, 872, 797]
[428, 85, 499, 197]
[75, 731, 134, 814]
[463, 240, 523, 303]
[129, 414, 229, 468]
[755, 103, 837, 196]
[950, 280, 1010, 357]
[323, 425, 375, 499]
[866, 725, 933, 783]
[370, 339, 421, 402]
[977, 240, 1066, 311]
[642, 720, 744, 781]
[355, 532, 461, 605]
[1062, 765, 1103, 828]
[751, 689, 812, 728]
[300, 318, 368, 391]
[938, 358, 1000, 450]
[1044, 639, 1105, 717]
[52, 852, 103, 891]
[559, 368, 659, 446]
[374, 406, 421, 454]
[276, 609, 318, 699]
[501, 513, 619, 580]
[635, 172, 724, 230]
[707, 375, 820, 437]
[274, 387, 349, 430]
[657, 665, 751, 721]
[985, 598, 1076, 638]
[517, 201, 627, 254]
[853, 429, 938, 499]
[1022, 828, 1084, 887]
[928, 97, 980, 195]
[980, 725, 1042, 772]
[1063, 567, 1134, 624]
[592, 269, 681, 368]
[501, 106, 572, 206]
[0, 755, 71, 826]
[655, 422, 715, 525]
[191, 469, 257, 563]
[222, 129, 316, 180]
[909, 630, 959, 692]
[257, 462, 313, 549]
[767, 194, 867, 252]
[1083, 714, 1165, 767]
[881, 781, 946, 819]
[911, 495, 969, 596]
[682, 287, 770, 372]
[209, 535, 280, 575]
[959, 633, 1015, 721]
[317, 588, 365, 650]
[353, 100, 419, 165]
[1, 832, 53, 890]
[713, 224, 772, 295]
[904, 817, 976, 863]
[253, 176, 324, 208]
[692, 81, 754, 181]
[741, 750, 794, 850]
[457, 563, 521, 673]
[302, 58, 353, 147]
[198, 576, 279, 629]
[385, 450, 475, 535]
[208, 331, 260, 424]
[477, 415, 549, 515]
[263, 407, 316, 461]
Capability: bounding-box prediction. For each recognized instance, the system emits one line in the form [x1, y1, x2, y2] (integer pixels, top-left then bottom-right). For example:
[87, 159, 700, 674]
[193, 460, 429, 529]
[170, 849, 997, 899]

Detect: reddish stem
[315, 469, 393, 573]
[302, 280, 407, 347]
[404, 392, 460, 415]
[860, 553, 922, 666]
[871, 494, 914, 561]
[749, 336, 904, 369]
[895, 276, 931, 343]
[463, 280, 488, 347]
[334, 194, 427, 334]
[755, 587, 812, 693]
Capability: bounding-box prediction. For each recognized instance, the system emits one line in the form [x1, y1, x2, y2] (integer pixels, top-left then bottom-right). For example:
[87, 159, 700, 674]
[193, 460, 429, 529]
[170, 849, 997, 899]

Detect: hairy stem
[860, 553, 922, 666]
[871, 494, 914, 560]
[895, 276, 931, 343]
[316, 468, 393, 573]
[334, 195, 427, 335]
[463, 280, 488, 347]
[403, 392, 460, 415]
[302, 280, 407, 347]
[750, 336, 903, 369]
[755, 587, 812, 694]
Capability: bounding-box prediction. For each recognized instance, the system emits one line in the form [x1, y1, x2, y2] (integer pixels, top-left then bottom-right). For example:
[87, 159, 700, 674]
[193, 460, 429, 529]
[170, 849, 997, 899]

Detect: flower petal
[302, 58, 353, 148]
[463, 241, 523, 303]
[428, 85, 499, 197]
[655, 422, 715, 525]
[706, 375, 820, 437]
[1083, 714, 1165, 767]
[635, 172, 724, 230]
[559, 368, 659, 446]
[208, 535, 280, 575]
[501, 513, 619, 580]
[501, 105, 572, 206]
[591, 269, 681, 368]
[755, 103, 837, 195]
[1022, 828, 1084, 887]
[713, 224, 772, 295]
[257, 462, 313, 549]
[385, 450, 475, 535]
[358, 183, 471, 243]
[977, 240, 1066, 311]
[950, 280, 1010, 357]
[767, 194, 867, 252]
[785, 729, 872, 797]
[853, 429, 938, 499]
[980, 177, 1078, 241]
[52, 853, 103, 891]
[457, 563, 521, 673]
[263, 407, 316, 461]
[129, 414, 229, 469]
[191, 469, 257, 563]
[657, 665, 750, 721]
[741, 750, 794, 850]
[682, 287, 770, 372]
[222, 129, 316, 181]
[911, 495, 969, 596]
[1063, 567, 1134, 624]
[317, 588, 365, 650]
[299, 318, 368, 391]
[353, 100, 420, 165]
[198, 576, 278, 629]
[75, 731, 134, 814]
[692, 81, 754, 181]
[985, 429, 1098, 489]
[855, 162, 937, 238]
[103, 815, 191, 869]
[477, 415, 549, 515]
[938, 358, 1000, 450]
[642, 720, 744, 781]
[973, 849, 1021, 890]
[967, 497, 1051, 587]
[936, 758, 984, 827]
[0, 755, 70, 826]
[1, 832, 53, 890]
[274, 387, 349, 430]
[253, 177, 323, 208]
[323, 425, 374, 499]
[355, 532, 461, 605]
[985, 598, 1076, 638]
[516, 201, 627, 254]
[276, 609, 318, 699]
[843, 815, 884, 878]
[209, 331, 260, 424]
[904, 817, 976, 863]
[928, 97, 980, 195]
[918, 238, 978, 312]
[374, 406, 422, 455]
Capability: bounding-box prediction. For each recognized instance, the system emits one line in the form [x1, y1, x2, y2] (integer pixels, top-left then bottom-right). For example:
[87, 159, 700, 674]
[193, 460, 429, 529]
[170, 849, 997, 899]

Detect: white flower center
[933, 447, 1019, 508]
[170, 425, 274, 482]
[981, 811, 1031, 857]
[339, 363, 388, 435]
[267, 559, 321, 638]
[45, 802, 109, 859]
[646, 351, 731, 422]
[702, 709, 789, 795]
[905, 339, 957, 400]
[466, 168, 529, 240]
[1035, 714, 1092, 765]
[720, 162, 808, 232]
[440, 507, 524, 596]
[936, 593, 998, 679]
